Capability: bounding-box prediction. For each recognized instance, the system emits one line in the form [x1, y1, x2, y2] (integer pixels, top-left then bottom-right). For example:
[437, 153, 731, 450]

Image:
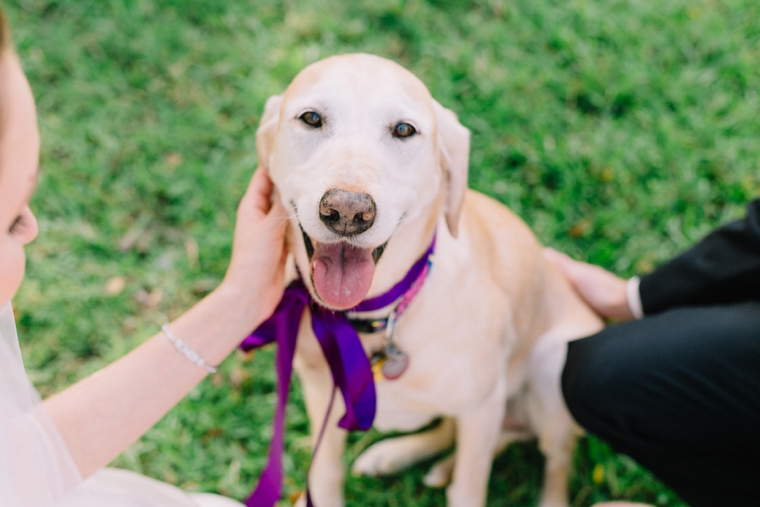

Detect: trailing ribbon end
[241, 283, 309, 507]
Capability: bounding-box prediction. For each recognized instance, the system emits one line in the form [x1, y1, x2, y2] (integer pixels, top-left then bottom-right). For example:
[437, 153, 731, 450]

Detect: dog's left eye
[299, 111, 323, 128]
[393, 122, 416, 138]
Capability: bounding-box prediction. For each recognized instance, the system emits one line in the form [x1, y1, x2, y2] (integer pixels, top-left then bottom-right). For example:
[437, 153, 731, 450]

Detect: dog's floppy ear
[434, 100, 470, 238]
[256, 94, 284, 168]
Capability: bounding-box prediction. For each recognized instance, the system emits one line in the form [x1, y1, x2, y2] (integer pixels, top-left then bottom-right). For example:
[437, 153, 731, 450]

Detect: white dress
[0, 301, 244, 507]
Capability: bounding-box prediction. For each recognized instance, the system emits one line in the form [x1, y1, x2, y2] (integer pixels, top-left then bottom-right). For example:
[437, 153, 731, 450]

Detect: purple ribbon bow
[240, 235, 436, 507]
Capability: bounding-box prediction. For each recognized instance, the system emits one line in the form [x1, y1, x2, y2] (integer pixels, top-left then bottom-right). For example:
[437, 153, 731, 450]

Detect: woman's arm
[44, 169, 288, 478]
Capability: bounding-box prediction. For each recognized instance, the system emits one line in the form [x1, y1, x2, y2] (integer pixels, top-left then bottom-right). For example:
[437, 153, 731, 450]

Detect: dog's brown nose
[319, 189, 376, 236]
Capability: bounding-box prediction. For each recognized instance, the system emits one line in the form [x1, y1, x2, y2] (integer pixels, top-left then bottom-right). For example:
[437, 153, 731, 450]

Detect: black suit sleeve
[639, 198, 760, 315]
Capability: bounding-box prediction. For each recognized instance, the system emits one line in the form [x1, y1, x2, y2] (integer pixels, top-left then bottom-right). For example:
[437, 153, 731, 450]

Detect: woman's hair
[0, 8, 8, 53]
[0, 7, 10, 171]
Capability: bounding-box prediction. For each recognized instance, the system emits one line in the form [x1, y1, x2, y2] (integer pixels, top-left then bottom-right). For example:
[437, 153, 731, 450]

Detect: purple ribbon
[240, 235, 436, 507]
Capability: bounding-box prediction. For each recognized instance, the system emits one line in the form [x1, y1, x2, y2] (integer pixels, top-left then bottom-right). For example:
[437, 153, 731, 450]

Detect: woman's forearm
[44, 168, 287, 479]
[44, 283, 263, 478]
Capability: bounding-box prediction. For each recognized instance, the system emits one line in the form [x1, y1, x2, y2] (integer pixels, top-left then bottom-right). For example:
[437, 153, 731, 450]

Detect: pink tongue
[312, 242, 375, 309]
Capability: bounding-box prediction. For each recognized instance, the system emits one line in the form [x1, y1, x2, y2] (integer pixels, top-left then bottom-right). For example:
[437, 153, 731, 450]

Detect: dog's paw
[351, 438, 417, 477]
[422, 454, 455, 488]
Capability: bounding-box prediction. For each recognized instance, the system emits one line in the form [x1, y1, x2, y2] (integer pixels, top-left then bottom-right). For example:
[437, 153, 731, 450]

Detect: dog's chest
[362, 287, 513, 430]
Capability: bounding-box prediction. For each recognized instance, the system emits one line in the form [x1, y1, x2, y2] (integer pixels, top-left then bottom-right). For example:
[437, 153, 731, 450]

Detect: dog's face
[257, 54, 469, 310]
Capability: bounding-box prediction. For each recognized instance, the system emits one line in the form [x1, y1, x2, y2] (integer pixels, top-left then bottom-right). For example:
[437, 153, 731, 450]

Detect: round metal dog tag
[381, 352, 409, 380]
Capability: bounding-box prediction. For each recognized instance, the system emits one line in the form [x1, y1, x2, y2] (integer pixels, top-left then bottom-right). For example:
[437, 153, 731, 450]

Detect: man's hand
[543, 248, 635, 322]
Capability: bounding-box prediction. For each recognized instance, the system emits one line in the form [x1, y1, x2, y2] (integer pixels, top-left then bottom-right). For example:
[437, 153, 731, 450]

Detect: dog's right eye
[299, 111, 323, 128]
[392, 122, 416, 139]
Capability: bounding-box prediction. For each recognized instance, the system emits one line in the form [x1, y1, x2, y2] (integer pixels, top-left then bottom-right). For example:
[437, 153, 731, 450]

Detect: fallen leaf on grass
[288, 490, 304, 504]
[165, 152, 184, 169]
[569, 219, 591, 238]
[122, 317, 139, 333]
[135, 288, 164, 308]
[229, 366, 252, 388]
[192, 278, 218, 295]
[105, 276, 126, 296]
[237, 349, 255, 363]
[185, 235, 199, 270]
[119, 215, 151, 252]
[592, 463, 605, 485]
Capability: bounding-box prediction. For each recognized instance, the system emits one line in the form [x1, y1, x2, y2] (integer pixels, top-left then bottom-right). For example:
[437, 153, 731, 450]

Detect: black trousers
[562, 302, 760, 507]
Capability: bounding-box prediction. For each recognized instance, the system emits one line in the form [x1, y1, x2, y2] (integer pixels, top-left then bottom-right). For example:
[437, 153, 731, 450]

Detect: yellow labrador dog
[257, 53, 603, 507]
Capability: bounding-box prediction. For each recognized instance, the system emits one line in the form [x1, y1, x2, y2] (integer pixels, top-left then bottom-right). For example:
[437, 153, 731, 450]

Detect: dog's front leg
[296, 362, 348, 507]
[446, 379, 507, 507]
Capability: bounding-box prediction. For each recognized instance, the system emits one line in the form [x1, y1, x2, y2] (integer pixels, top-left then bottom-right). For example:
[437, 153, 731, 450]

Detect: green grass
[6, 0, 760, 505]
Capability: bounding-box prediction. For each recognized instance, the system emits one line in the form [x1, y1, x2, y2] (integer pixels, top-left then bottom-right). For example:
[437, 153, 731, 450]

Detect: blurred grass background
[6, 0, 760, 505]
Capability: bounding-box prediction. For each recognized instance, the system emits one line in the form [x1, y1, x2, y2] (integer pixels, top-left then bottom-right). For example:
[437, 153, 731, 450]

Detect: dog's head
[257, 54, 470, 310]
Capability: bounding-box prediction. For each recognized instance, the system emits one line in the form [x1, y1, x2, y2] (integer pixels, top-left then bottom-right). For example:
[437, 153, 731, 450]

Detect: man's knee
[561, 333, 620, 432]
[560, 320, 658, 439]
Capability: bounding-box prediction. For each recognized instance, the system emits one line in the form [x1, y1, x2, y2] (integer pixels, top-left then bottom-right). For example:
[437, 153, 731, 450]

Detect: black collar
[348, 316, 389, 334]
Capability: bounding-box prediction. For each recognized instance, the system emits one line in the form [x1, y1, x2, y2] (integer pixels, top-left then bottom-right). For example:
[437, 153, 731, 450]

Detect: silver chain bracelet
[161, 324, 218, 374]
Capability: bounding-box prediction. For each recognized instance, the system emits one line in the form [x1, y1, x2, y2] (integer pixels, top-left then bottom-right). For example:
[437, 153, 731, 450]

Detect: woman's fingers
[240, 168, 274, 219]
[267, 191, 288, 218]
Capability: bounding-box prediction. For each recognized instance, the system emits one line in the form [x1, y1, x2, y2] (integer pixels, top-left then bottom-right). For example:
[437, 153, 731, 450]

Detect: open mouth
[301, 226, 388, 309]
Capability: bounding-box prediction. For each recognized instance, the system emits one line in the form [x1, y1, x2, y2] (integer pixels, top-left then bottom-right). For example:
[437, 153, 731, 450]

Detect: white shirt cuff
[626, 276, 644, 320]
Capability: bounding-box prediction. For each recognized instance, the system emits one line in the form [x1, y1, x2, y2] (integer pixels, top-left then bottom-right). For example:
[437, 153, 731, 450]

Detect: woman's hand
[543, 248, 634, 322]
[221, 168, 289, 327]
